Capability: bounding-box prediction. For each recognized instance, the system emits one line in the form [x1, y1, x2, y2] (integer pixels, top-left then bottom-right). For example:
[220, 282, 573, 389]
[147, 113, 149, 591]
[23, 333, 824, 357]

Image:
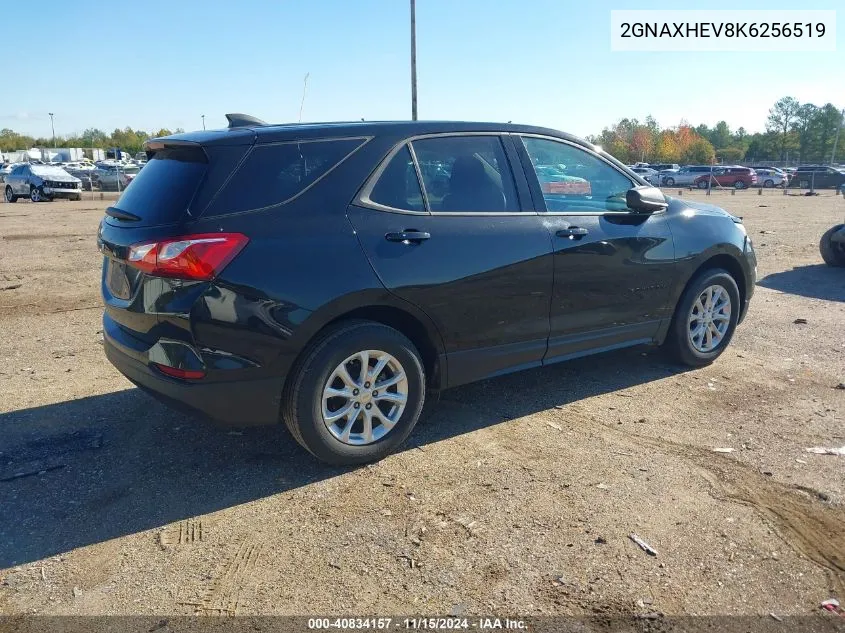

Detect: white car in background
[630, 166, 659, 183]
[754, 168, 788, 188]
[661, 165, 715, 187]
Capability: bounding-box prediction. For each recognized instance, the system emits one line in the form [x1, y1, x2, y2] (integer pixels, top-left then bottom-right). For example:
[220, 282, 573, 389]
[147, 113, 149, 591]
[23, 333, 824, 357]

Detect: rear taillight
[127, 233, 248, 281]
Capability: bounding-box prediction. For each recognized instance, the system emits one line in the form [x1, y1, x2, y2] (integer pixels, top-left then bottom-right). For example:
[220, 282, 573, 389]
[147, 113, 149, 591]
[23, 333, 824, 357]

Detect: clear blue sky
[2, 0, 841, 139]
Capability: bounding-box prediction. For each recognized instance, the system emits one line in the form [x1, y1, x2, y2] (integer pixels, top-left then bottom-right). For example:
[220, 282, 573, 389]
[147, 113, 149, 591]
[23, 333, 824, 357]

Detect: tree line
[0, 126, 184, 156]
[588, 96, 843, 165]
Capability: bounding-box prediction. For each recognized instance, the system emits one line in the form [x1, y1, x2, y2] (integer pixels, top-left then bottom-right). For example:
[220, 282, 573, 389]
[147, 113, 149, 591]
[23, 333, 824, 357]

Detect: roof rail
[225, 113, 267, 128]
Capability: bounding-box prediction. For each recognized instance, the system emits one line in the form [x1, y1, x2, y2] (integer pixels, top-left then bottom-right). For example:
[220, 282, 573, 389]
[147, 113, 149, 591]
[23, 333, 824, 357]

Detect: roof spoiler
[225, 113, 267, 128]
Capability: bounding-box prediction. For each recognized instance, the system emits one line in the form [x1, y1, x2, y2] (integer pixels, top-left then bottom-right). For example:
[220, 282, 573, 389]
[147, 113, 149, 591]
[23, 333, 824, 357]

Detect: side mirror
[626, 185, 668, 213]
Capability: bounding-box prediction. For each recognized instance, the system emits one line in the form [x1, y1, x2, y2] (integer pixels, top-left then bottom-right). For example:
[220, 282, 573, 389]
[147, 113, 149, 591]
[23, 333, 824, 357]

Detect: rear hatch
[98, 139, 250, 342]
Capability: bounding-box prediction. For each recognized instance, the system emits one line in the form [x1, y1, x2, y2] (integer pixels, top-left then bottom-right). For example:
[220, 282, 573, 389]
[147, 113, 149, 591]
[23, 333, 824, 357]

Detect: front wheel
[30, 186, 44, 202]
[665, 269, 741, 367]
[820, 225, 845, 267]
[4, 186, 16, 203]
[282, 320, 426, 465]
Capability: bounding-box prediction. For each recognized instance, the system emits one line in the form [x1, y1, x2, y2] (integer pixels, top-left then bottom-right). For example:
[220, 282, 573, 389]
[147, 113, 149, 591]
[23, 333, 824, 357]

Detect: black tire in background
[665, 268, 741, 367]
[820, 225, 845, 267]
[282, 320, 426, 465]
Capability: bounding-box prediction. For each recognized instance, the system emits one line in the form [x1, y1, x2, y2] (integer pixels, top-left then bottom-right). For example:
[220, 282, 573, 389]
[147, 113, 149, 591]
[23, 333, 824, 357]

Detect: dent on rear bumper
[103, 323, 282, 427]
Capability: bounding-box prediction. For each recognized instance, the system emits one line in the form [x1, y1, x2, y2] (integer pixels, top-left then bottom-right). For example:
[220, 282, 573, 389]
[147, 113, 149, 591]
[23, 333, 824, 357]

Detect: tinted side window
[521, 137, 633, 212]
[411, 136, 519, 213]
[367, 145, 425, 212]
[208, 138, 365, 215]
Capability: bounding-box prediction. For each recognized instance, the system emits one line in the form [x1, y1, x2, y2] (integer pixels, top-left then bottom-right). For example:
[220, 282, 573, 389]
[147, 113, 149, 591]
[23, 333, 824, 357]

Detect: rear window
[109, 146, 207, 226]
[206, 138, 366, 216]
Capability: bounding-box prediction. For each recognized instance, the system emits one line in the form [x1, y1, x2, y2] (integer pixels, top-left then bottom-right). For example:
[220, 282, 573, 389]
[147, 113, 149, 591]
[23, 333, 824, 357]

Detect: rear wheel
[734, 180, 745, 189]
[820, 225, 845, 267]
[665, 268, 740, 367]
[697, 180, 708, 189]
[282, 320, 425, 465]
[764, 179, 774, 188]
[4, 186, 16, 203]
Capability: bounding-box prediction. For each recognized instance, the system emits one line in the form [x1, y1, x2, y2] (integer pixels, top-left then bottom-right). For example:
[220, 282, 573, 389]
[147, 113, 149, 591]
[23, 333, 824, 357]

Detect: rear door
[348, 133, 554, 387]
[515, 135, 676, 361]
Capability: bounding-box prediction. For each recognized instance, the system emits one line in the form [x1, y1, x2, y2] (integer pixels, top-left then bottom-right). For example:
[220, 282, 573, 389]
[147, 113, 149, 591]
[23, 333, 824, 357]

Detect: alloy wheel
[688, 285, 732, 353]
[321, 350, 408, 446]
[30, 186, 41, 202]
[4, 186, 12, 202]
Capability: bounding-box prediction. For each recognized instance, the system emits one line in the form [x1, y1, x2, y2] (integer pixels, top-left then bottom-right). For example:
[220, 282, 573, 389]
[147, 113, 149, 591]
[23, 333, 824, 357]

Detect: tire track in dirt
[159, 519, 205, 548]
[186, 538, 265, 615]
[605, 428, 845, 595]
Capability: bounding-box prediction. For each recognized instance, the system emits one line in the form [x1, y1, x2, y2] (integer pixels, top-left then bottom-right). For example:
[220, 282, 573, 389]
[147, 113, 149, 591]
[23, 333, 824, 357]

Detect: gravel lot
[1, 190, 843, 618]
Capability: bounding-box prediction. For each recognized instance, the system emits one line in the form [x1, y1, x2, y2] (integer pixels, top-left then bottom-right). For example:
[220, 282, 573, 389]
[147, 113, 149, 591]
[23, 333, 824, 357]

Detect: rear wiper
[105, 206, 141, 221]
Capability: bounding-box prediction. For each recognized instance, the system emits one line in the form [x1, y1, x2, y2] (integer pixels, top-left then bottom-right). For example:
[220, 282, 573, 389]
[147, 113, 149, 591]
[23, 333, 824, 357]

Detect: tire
[764, 179, 774, 188]
[282, 320, 426, 465]
[72, 194, 82, 201]
[664, 177, 675, 187]
[665, 268, 741, 367]
[820, 224, 845, 267]
[697, 180, 708, 189]
[4, 186, 16, 203]
[734, 180, 745, 189]
[30, 186, 43, 202]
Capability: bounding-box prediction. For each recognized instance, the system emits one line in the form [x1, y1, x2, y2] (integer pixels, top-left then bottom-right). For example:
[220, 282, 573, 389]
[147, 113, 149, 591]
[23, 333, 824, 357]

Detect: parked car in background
[94, 163, 140, 190]
[650, 163, 680, 173]
[0, 162, 20, 184]
[631, 166, 659, 183]
[661, 165, 713, 186]
[99, 116, 755, 465]
[789, 165, 845, 189]
[753, 168, 788, 188]
[694, 166, 757, 189]
[4, 163, 82, 202]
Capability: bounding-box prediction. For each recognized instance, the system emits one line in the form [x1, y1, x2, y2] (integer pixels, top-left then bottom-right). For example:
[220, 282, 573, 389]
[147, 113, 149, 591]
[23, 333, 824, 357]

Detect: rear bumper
[103, 317, 282, 427]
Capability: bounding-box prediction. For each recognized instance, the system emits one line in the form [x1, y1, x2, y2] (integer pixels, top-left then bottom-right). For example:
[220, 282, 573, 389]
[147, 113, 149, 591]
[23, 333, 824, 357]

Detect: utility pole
[201, 114, 206, 130]
[48, 113, 55, 146]
[830, 108, 844, 166]
[410, 0, 418, 121]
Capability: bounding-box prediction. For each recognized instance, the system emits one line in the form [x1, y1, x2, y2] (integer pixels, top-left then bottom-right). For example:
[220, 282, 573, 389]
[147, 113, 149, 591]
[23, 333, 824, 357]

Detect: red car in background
[694, 166, 757, 189]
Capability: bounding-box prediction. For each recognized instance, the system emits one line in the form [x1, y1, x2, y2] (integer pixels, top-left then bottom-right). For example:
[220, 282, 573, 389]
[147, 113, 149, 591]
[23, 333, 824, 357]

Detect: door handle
[556, 227, 589, 238]
[385, 230, 431, 243]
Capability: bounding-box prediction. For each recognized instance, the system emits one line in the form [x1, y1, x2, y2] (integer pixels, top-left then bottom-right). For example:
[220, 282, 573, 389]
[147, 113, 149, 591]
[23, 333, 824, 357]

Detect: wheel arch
[281, 296, 447, 402]
[660, 251, 748, 345]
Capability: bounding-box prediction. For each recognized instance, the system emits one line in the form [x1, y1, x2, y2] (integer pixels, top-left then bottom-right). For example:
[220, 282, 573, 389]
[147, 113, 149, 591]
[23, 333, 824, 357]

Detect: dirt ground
[0, 189, 843, 619]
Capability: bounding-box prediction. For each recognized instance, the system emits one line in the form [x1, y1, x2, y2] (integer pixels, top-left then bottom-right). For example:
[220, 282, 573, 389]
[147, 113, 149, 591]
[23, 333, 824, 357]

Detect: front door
[515, 135, 677, 362]
[348, 134, 554, 387]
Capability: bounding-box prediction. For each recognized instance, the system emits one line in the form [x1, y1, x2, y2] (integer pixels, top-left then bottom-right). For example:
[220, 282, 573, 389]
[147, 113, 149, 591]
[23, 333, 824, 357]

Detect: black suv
[99, 116, 756, 465]
[789, 165, 845, 189]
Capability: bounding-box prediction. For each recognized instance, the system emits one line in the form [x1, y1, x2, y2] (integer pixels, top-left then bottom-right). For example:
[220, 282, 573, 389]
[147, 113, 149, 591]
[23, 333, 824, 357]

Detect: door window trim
[515, 133, 660, 217]
[356, 132, 538, 217]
